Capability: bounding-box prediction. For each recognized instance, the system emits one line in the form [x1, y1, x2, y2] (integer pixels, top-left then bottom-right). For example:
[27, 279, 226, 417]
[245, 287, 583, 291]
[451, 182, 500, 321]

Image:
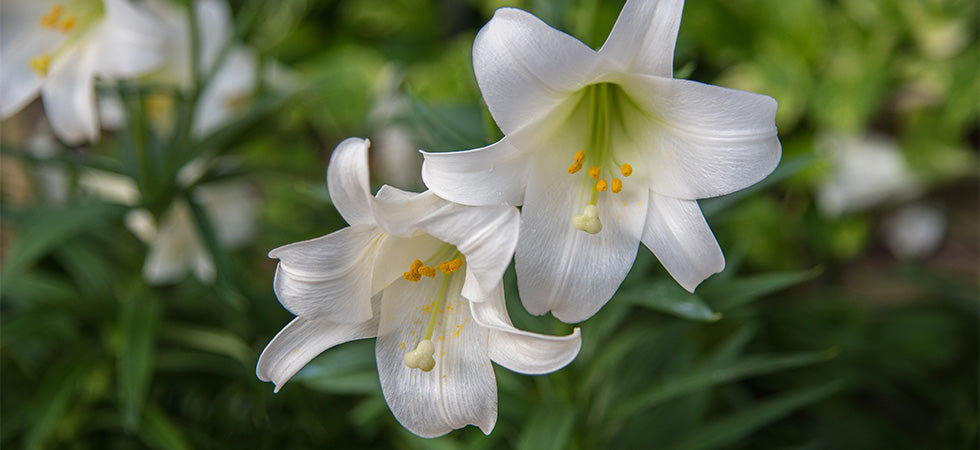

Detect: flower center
[565, 83, 636, 234]
[29, 2, 103, 77]
[401, 247, 465, 372]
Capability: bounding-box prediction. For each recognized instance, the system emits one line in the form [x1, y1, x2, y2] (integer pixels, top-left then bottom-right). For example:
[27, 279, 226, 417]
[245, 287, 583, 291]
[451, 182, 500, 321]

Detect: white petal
[515, 151, 646, 323]
[598, 0, 685, 77]
[327, 138, 377, 226]
[414, 203, 520, 302]
[269, 224, 382, 323]
[377, 276, 497, 438]
[473, 7, 600, 134]
[0, 20, 59, 118]
[41, 42, 99, 144]
[195, 0, 233, 73]
[256, 311, 379, 393]
[421, 137, 530, 206]
[620, 75, 781, 200]
[371, 186, 450, 237]
[470, 285, 581, 374]
[193, 46, 256, 136]
[192, 181, 260, 249]
[95, 0, 166, 77]
[641, 192, 724, 292]
[141, 201, 201, 285]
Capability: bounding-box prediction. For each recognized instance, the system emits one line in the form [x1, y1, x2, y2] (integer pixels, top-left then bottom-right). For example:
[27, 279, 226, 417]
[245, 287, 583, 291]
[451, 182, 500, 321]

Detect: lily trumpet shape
[256, 138, 581, 438]
[0, 0, 166, 144]
[421, 0, 781, 323]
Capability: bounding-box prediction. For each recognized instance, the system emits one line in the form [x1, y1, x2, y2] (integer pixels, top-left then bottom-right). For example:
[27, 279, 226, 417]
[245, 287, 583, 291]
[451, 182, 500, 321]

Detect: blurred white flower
[0, 0, 167, 144]
[816, 133, 921, 216]
[256, 138, 580, 438]
[80, 161, 258, 284]
[421, 0, 781, 322]
[882, 203, 946, 259]
[368, 65, 423, 190]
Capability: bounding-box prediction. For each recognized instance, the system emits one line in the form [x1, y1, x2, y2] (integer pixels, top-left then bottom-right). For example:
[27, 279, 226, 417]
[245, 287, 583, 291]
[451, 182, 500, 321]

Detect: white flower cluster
[257, 0, 781, 438]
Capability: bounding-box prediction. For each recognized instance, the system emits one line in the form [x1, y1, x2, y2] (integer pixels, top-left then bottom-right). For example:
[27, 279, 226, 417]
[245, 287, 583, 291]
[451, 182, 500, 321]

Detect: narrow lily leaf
[293, 340, 379, 395]
[610, 348, 838, 420]
[185, 194, 245, 309]
[162, 324, 254, 366]
[669, 381, 844, 450]
[517, 405, 577, 450]
[119, 293, 161, 431]
[702, 267, 823, 311]
[617, 281, 721, 322]
[140, 405, 191, 450]
[24, 355, 87, 450]
[0, 202, 126, 286]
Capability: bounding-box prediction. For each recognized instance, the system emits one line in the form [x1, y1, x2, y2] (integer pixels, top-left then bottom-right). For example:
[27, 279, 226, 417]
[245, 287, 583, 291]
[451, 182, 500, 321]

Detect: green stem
[424, 273, 452, 341]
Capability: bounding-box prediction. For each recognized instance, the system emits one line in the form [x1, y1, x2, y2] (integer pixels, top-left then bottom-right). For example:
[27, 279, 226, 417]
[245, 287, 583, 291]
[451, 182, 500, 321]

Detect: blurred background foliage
[1, 0, 977, 448]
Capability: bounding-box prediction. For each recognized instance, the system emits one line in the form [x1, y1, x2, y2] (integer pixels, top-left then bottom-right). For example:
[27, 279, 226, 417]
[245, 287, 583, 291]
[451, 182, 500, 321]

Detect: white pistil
[572, 204, 602, 234]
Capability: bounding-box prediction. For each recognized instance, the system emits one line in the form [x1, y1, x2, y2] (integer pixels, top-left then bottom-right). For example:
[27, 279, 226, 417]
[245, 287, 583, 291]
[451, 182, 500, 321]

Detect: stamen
[620, 164, 632, 177]
[574, 151, 585, 163]
[572, 204, 602, 234]
[29, 54, 51, 77]
[418, 265, 436, 278]
[39, 5, 64, 28]
[611, 178, 623, 194]
[58, 16, 77, 32]
[567, 161, 582, 174]
[402, 259, 424, 282]
[588, 166, 601, 179]
[596, 179, 608, 192]
[438, 258, 463, 274]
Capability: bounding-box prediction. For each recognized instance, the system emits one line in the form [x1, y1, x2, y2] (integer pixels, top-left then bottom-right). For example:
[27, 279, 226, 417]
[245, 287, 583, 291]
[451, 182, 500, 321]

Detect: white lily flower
[421, 0, 781, 322]
[256, 138, 581, 438]
[0, 0, 166, 144]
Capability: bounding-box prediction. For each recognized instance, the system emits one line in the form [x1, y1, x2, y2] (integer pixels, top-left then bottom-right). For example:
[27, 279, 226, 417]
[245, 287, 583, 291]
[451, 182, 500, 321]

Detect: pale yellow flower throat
[401, 248, 464, 372]
[566, 83, 635, 234]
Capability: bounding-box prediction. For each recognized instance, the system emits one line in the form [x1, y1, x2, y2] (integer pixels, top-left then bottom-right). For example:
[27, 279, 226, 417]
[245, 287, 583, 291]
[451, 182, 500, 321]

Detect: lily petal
[620, 74, 781, 200]
[327, 138, 377, 226]
[421, 137, 530, 206]
[471, 285, 581, 374]
[372, 186, 452, 237]
[415, 203, 519, 302]
[473, 7, 599, 135]
[515, 152, 644, 323]
[0, 19, 59, 118]
[641, 192, 724, 292]
[598, 0, 684, 78]
[95, 0, 166, 77]
[256, 310, 379, 393]
[41, 41, 99, 144]
[269, 224, 382, 323]
[377, 276, 496, 438]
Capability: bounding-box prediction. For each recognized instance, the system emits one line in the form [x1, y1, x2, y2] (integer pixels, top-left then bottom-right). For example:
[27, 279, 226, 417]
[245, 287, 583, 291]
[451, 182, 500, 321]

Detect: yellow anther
[611, 178, 623, 194]
[596, 179, 608, 192]
[567, 161, 582, 174]
[418, 265, 437, 278]
[438, 258, 463, 274]
[588, 166, 601, 179]
[29, 54, 51, 77]
[620, 163, 633, 177]
[39, 5, 64, 28]
[58, 16, 77, 32]
[402, 259, 425, 282]
[573, 151, 585, 163]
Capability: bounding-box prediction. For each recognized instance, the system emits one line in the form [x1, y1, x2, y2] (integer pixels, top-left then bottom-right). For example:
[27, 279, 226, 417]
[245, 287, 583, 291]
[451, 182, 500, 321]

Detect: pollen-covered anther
[418, 265, 436, 278]
[402, 259, 425, 282]
[29, 54, 51, 77]
[567, 161, 582, 174]
[588, 166, 601, 179]
[620, 163, 633, 177]
[596, 179, 608, 192]
[438, 258, 463, 274]
[39, 5, 64, 28]
[403, 339, 436, 372]
[58, 15, 77, 32]
[611, 178, 623, 193]
[573, 151, 585, 163]
[572, 204, 602, 234]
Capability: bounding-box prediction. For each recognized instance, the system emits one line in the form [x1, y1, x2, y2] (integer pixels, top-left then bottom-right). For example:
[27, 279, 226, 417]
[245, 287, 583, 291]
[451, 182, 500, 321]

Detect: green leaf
[293, 340, 379, 395]
[118, 293, 161, 431]
[140, 405, 191, 450]
[610, 348, 838, 420]
[517, 405, 577, 450]
[617, 281, 721, 322]
[24, 355, 88, 450]
[670, 381, 844, 450]
[0, 202, 127, 286]
[162, 324, 254, 366]
[701, 267, 823, 311]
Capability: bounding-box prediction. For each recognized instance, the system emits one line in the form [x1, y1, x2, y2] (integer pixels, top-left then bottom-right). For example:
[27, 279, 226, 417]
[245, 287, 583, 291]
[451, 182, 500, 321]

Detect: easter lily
[421, 0, 781, 323]
[0, 0, 166, 144]
[256, 138, 581, 438]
